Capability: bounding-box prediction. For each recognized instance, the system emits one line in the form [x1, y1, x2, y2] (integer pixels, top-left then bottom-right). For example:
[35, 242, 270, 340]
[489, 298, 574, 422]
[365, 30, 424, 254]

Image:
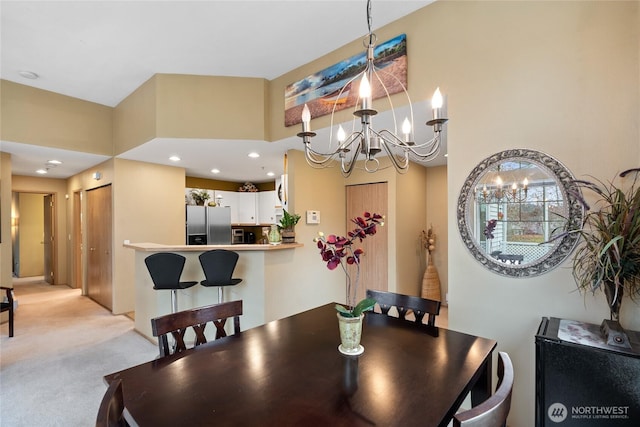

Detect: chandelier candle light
[297, 0, 448, 177]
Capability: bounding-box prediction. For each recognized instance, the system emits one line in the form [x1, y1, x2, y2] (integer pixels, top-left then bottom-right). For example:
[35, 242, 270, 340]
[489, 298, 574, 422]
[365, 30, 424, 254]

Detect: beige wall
[111, 158, 186, 314]
[0, 80, 113, 154]
[113, 76, 157, 155]
[12, 175, 69, 284]
[437, 2, 639, 427]
[155, 74, 268, 141]
[284, 149, 347, 308]
[426, 165, 448, 303]
[395, 165, 428, 296]
[0, 153, 12, 287]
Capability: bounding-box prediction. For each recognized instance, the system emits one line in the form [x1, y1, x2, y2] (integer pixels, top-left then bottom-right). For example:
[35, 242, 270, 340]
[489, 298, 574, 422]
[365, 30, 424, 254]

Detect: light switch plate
[306, 210, 320, 224]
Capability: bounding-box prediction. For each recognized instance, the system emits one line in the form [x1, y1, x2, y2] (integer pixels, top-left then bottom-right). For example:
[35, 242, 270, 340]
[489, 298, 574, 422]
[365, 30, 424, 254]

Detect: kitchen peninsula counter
[126, 242, 303, 341]
[125, 242, 303, 252]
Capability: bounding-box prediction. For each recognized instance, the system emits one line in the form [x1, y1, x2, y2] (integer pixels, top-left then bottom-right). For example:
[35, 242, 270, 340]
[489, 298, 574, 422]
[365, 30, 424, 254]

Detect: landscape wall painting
[284, 34, 407, 127]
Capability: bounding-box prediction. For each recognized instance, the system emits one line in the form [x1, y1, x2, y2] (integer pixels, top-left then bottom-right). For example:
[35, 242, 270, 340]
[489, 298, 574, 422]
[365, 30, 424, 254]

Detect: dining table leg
[470, 354, 493, 406]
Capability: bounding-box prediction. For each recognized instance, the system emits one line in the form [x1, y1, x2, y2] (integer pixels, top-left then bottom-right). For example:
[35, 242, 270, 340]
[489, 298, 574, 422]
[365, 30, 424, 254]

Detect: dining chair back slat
[366, 289, 441, 326]
[453, 351, 514, 427]
[150, 300, 242, 358]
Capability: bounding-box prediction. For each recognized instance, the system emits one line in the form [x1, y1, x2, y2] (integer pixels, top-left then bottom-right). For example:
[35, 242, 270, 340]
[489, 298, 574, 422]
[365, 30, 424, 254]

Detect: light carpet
[0, 279, 158, 427]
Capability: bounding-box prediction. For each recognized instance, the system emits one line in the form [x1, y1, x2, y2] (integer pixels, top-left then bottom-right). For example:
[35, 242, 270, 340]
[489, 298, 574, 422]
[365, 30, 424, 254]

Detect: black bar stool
[198, 250, 243, 303]
[145, 253, 198, 313]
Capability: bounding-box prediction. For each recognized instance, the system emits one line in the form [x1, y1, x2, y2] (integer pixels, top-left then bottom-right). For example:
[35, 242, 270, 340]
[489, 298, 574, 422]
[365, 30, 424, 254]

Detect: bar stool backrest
[145, 253, 188, 290]
[199, 250, 242, 286]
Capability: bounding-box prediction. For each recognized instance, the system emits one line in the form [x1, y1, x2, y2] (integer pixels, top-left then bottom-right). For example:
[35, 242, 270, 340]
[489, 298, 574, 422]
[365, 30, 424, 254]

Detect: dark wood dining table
[105, 303, 497, 427]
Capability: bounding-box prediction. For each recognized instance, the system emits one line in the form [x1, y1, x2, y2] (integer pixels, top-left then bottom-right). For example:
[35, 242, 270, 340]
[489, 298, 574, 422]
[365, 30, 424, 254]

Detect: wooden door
[86, 185, 113, 310]
[73, 191, 83, 289]
[43, 194, 55, 284]
[346, 182, 388, 304]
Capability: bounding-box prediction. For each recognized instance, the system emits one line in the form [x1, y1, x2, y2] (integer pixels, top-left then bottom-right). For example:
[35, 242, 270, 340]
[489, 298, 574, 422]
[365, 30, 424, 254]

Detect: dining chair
[150, 300, 243, 358]
[452, 352, 514, 427]
[95, 379, 129, 427]
[366, 289, 441, 327]
[144, 253, 198, 313]
[198, 249, 243, 303]
[1, 286, 15, 337]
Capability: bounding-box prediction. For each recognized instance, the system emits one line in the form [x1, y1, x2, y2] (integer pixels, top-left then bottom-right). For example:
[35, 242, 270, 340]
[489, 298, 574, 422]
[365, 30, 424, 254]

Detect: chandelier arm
[304, 131, 362, 158]
[379, 139, 410, 173]
[376, 129, 411, 148]
[406, 135, 441, 158]
[340, 138, 363, 176]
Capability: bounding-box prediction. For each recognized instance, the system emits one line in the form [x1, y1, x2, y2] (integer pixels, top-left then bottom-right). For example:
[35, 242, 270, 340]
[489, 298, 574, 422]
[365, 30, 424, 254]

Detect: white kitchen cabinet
[258, 191, 280, 224]
[236, 192, 257, 224]
[214, 190, 238, 223]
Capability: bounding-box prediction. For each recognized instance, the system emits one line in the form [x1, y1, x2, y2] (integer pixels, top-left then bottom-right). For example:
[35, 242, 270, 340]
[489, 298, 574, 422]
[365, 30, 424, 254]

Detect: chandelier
[476, 171, 529, 204]
[296, 0, 448, 177]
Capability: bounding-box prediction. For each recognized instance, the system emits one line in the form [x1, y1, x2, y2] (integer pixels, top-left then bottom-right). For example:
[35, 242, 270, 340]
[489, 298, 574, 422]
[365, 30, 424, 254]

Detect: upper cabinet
[187, 188, 279, 226]
[237, 192, 257, 224]
[258, 191, 280, 225]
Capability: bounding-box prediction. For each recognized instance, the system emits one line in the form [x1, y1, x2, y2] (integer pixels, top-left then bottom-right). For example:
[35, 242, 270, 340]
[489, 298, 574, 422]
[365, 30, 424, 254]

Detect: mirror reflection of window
[473, 160, 569, 266]
[458, 149, 582, 277]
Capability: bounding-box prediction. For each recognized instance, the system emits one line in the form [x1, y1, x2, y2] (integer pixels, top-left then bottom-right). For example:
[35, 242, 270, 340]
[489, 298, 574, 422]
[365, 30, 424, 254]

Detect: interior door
[86, 185, 113, 310]
[73, 191, 83, 289]
[43, 194, 55, 284]
[346, 182, 388, 303]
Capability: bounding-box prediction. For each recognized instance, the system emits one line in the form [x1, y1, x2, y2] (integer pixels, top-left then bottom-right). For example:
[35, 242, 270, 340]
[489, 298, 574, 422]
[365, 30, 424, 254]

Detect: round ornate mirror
[457, 149, 583, 277]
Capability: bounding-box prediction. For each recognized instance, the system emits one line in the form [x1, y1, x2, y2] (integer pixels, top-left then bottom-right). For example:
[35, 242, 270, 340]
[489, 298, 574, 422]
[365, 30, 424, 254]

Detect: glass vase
[268, 224, 281, 245]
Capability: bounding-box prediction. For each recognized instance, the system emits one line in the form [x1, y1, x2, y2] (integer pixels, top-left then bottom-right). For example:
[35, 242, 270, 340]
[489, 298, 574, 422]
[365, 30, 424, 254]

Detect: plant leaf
[351, 298, 376, 317]
[335, 304, 353, 317]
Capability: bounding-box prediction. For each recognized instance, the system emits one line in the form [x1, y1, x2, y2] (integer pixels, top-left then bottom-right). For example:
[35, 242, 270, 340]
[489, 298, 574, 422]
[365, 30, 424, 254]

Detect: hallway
[0, 278, 157, 427]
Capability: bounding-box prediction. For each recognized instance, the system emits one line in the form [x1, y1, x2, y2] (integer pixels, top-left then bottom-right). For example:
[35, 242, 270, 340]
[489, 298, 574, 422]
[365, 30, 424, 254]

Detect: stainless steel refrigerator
[206, 206, 232, 244]
[186, 205, 207, 245]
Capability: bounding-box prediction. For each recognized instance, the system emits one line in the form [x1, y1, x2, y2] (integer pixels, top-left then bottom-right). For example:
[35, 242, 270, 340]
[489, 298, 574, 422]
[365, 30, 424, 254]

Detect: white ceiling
[1, 0, 442, 182]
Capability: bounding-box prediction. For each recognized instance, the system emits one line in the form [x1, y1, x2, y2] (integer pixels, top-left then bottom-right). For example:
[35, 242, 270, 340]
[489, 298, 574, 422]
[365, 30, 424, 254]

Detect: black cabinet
[535, 317, 640, 426]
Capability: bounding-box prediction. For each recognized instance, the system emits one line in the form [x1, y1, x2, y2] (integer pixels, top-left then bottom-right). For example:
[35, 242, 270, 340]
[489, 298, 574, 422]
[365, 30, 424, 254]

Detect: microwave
[232, 229, 244, 244]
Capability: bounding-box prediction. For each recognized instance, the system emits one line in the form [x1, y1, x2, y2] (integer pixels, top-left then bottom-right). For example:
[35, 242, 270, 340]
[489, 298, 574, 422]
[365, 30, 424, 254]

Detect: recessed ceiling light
[18, 70, 39, 80]
[36, 169, 47, 174]
[267, 172, 275, 177]
[211, 169, 220, 174]
[248, 152, 260, 158]
[47, 159, 62, 165]
[169, 155, 181, 162]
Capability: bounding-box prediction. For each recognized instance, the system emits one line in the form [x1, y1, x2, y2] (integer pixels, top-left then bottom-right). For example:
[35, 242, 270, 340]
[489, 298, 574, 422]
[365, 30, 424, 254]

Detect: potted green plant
[569, 168, 640, 344]
[314, 212, 383, 355]
[278, 209, 301, 243]
[190, 189, 210, 206]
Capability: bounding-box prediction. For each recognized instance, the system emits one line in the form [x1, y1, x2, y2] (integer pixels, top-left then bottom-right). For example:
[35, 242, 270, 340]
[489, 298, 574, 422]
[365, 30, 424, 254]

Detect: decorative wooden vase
[281, 227, 295, 244]
[421, 256, 441, 302]
[337, 313, 365, 355]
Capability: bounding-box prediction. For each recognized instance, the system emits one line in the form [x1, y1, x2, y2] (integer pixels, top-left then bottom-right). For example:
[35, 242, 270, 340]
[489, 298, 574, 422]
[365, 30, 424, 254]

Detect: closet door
[86, 185, 113, 310]
[346, 182, 388, 304]
[43, 194, 55, 284]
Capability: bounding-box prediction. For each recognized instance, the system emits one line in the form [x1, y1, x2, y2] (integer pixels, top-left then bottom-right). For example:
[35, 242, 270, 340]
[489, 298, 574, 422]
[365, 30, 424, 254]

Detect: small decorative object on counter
[278, 209, 301, 243]
[268, 224, 281, 245]
[314, 211, 384, 355]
